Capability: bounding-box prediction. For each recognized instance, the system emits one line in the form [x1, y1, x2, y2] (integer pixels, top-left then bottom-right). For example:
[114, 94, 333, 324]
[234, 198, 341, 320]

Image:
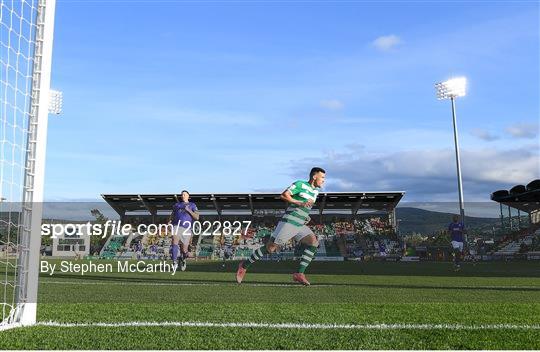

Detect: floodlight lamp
[48, 89, 63, 114]
[435, 77, 467, 100]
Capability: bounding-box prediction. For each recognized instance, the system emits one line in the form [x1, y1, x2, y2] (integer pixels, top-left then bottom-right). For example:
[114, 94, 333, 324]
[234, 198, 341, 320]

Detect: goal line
[33, 321, 540, 331]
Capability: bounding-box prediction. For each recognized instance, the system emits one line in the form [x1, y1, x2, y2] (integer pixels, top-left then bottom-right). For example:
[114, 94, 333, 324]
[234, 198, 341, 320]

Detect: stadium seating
[196, 246, 213, 257]
[100, 235, 126, 259]
[324, 240, 341, 256]
[494, 235, 535, 257]
[234, 247, 253, 258]
[91, 216, 403, 261]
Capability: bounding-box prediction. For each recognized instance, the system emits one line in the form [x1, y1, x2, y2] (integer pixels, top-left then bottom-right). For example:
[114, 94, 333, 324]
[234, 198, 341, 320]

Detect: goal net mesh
[0, 0, 40, 328]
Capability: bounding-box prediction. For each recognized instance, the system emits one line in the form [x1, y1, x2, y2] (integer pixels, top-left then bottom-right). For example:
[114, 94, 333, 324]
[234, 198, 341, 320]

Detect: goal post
[0, 0, 57, 330]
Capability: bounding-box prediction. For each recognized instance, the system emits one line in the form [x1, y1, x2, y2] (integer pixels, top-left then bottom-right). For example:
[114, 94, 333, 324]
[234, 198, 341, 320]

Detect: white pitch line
[35, 321, 540, 330]
[0, 323, 23, 332]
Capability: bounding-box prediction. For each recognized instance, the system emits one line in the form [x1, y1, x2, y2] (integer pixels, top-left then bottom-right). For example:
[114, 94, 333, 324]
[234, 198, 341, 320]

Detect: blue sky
[45, 1, 539, 202]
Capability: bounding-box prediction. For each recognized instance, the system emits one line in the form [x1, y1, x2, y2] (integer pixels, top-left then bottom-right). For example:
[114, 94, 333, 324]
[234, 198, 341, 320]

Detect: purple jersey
[171, 201, 198, 228]
[448, 222, 464, 242]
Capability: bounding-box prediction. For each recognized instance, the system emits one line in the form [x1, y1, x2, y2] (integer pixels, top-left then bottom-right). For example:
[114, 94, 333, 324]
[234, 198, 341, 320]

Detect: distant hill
[396, 207, 500, 235]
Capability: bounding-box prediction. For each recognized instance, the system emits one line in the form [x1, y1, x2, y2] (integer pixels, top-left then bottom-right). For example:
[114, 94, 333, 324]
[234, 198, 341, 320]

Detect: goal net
[0, 0, 56, 330]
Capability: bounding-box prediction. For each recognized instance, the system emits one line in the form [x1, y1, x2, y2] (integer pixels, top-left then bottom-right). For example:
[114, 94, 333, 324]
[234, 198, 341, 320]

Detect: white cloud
[320, 99, 344, 110]
[288, 145, 539, 201]
[470, 129, 499, 141]
[372, 35, 401, 51]
[505, 122, 539, 139]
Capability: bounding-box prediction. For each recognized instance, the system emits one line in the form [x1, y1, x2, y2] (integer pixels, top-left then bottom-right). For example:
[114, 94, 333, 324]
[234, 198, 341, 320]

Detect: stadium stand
[92, 181, 540, 263]
[494, 235, 535, 257]
[490, 179, 540, 260]
[101, 192, 404, 261]
[100, 235, 127, 259]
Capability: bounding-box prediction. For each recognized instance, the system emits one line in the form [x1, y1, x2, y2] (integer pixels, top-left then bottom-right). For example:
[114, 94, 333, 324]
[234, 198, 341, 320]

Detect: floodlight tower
[435, 77, 467, 224]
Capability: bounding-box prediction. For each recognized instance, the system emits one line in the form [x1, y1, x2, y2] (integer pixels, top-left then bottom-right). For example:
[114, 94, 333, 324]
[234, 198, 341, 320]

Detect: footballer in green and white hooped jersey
[236, 167, 326, 286]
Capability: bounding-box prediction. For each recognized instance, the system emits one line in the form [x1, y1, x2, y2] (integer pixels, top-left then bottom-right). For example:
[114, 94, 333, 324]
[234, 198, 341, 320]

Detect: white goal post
[0, 0, 56, 330]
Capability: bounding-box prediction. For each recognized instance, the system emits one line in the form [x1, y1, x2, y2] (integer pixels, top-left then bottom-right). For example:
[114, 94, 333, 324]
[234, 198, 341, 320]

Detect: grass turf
[0, 259, 539, 349]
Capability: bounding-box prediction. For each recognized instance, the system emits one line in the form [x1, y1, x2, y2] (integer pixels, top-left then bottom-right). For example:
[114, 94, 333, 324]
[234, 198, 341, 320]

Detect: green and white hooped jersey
[282, 180, 319, 227]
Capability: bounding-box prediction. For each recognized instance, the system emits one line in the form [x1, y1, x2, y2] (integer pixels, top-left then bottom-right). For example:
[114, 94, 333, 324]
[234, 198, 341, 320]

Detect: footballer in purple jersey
[135, 240, 143, 260]
[169, 190, 199, 271]
[448, 215, 465, 270]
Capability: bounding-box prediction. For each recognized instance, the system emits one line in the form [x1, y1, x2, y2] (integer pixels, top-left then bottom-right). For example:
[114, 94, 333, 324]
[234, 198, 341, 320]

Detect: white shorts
[172, 225, 192, 245]
[451, 241, 464, 252]
[271, 221, 314, 245]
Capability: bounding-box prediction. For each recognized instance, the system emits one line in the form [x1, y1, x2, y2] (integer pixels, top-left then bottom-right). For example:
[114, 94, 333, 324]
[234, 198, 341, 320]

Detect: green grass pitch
[1, 259, 539, 349]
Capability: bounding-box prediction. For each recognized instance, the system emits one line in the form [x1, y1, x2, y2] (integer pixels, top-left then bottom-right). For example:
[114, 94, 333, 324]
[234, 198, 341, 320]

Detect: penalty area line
[35, 321, 540, 330]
